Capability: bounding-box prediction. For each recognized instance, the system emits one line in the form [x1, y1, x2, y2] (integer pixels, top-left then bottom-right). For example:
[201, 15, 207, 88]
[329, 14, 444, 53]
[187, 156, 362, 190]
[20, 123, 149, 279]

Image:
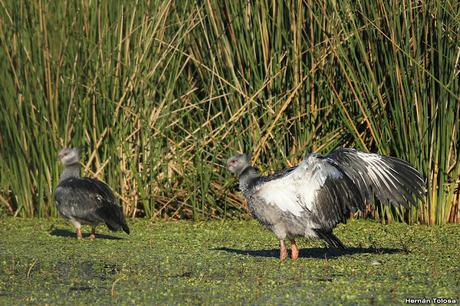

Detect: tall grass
[0, 0, 458, 223]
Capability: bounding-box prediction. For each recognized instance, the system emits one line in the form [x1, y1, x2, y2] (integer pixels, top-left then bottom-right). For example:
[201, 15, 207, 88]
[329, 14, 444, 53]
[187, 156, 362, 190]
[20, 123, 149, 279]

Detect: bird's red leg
[88, 227, 96, 240]
[290, 239, 299, 261]
[76, 227, 83, 240]
[279, 240, 288, 261]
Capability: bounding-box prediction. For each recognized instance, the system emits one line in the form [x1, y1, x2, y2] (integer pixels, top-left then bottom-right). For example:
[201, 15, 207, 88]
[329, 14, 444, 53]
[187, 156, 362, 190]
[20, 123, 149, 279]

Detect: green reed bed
[0, 0, 458, 223]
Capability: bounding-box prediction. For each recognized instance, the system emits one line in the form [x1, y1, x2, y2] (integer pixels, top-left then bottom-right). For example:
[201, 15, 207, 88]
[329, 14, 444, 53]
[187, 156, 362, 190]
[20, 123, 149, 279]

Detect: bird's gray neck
[238, 166, 260, 194]
[59, 164, 81, 182]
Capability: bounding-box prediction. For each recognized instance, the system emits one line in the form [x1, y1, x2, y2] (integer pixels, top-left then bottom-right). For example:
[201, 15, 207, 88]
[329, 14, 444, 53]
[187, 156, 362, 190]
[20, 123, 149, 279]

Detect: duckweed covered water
[0, 218, 458, 305]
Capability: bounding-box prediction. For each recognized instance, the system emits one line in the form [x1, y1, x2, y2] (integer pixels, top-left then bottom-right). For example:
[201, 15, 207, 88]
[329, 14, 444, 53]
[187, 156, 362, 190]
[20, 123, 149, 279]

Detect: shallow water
[0, 218, 459, 305]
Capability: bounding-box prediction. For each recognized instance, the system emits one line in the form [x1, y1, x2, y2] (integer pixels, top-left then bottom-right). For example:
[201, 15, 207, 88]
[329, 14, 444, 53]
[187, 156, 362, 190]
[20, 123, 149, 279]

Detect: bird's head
[227, 153, 251, 176]
[58, 147, 81, 167]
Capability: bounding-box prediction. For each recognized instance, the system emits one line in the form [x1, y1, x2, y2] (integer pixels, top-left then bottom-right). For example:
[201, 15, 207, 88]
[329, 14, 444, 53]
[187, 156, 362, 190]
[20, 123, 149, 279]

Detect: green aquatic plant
[0, 218, 459, 304]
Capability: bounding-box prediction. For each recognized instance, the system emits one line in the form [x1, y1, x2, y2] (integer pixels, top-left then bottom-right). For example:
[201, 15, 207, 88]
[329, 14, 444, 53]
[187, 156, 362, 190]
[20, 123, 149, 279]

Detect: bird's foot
[279, 240, 288, 261]
[280, 249, 288, 261]
[290, 239, 299, 261]
[76, 228, 83, 240]
[88, 227, 96, 240]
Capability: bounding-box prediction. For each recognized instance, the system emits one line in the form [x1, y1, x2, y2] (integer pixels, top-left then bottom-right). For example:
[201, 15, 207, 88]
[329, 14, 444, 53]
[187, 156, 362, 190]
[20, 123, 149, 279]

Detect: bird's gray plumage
[54, 147, 129, 238]
[227, 148, 425, 252]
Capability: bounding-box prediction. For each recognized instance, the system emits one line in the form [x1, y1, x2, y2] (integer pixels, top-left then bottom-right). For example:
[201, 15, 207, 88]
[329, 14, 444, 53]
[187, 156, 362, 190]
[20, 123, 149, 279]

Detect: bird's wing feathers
[55, 177, 120, 222]
[255, 154, 361, 224]
[253, 149, 424, 229]
[326, 148, 425, 207]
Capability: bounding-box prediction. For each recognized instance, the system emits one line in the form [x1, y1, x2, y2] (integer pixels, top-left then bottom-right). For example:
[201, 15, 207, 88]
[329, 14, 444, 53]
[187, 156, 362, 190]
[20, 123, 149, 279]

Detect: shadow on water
[211, 246, 403, 259]
[49, 229, 123, 240]
[55, 260, 120, 283]
[69, 286, 93, 292]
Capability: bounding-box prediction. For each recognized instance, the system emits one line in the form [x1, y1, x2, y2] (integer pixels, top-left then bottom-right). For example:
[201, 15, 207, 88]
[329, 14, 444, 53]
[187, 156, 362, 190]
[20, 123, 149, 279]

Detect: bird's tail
[122, 222, 130, 235]
[314, 229, 346, 250]
[102, 203, 130, 234]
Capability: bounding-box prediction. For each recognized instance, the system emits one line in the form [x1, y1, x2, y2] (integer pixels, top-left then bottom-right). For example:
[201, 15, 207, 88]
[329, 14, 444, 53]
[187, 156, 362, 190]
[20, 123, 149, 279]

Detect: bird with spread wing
[227, 148, 425, 261]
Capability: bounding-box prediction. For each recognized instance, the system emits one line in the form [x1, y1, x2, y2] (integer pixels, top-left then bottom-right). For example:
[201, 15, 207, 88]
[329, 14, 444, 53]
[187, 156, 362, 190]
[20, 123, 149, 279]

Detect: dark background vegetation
[0, 0, 458, 223]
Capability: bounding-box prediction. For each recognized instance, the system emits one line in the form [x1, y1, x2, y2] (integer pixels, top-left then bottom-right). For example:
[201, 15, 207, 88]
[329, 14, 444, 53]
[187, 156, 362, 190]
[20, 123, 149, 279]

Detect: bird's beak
[227, 160, 236, 171]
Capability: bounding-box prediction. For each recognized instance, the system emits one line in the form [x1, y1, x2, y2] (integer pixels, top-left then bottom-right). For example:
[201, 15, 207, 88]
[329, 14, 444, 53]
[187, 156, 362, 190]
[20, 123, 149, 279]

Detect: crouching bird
[227, 148, 425, 261]
[55, 147, 130, 239]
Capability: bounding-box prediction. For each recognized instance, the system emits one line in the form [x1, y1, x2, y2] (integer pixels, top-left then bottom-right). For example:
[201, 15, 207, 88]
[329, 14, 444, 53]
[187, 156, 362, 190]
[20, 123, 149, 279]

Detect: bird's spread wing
[254, 149, 424, 229]
[326, 148, 425, 207]
[255, 154, 364, 225]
